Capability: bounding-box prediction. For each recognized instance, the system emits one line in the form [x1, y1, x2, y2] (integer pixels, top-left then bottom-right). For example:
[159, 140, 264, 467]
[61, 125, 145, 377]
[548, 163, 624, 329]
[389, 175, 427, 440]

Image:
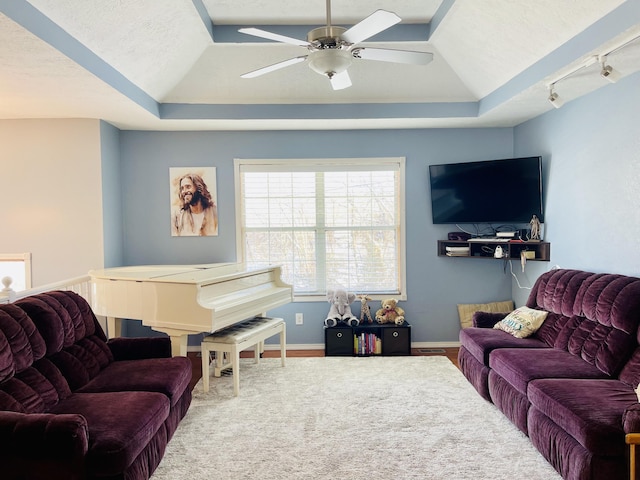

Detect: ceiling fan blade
[341, 10, 401, 44]
[329, 71, 351, 90]
[238, 27, 310, 47]
[241, 56, 308, 78]
[352, 47, 434, 65]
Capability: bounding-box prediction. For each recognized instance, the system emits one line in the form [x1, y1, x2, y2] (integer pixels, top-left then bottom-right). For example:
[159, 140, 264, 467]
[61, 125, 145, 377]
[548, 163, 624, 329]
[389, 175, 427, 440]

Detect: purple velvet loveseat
[0, 290, 192, 480]
[459, 268, 640, 480]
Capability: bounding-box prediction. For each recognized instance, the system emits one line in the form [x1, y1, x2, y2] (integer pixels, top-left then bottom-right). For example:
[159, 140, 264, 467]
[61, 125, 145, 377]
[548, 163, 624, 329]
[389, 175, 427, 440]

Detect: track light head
[547, 85, 564, 109]
[600, 63, 621, 83]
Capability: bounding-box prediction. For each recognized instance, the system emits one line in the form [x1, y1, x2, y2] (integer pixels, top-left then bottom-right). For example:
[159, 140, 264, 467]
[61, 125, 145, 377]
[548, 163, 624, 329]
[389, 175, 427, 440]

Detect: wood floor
[187, 347, 460, 391]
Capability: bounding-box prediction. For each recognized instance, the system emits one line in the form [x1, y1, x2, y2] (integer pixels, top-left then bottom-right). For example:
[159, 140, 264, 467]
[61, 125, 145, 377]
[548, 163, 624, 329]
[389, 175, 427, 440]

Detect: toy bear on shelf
[324, 289, 359, 327]
[375, 298, 405, 325]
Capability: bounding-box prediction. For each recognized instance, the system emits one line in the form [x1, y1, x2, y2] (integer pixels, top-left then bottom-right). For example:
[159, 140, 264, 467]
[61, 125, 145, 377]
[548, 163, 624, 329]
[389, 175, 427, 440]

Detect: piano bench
[201, 316, 286, 396]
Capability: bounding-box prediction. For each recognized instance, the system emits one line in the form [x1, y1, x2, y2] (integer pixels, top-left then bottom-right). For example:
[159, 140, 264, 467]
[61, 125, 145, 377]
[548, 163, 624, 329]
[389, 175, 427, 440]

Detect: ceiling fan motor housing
[307, 26, 348, 48]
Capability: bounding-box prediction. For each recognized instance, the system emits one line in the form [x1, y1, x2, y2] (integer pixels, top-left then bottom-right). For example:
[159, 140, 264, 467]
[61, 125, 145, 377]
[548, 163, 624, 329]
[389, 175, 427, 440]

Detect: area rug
[152, 356, 562, 479]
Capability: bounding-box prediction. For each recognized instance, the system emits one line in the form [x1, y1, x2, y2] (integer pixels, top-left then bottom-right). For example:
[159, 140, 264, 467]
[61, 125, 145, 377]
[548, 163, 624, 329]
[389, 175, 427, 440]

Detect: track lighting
[547, 84, 564, 109]
[544, 33, 640, 107]
[600, 57, 621, 83]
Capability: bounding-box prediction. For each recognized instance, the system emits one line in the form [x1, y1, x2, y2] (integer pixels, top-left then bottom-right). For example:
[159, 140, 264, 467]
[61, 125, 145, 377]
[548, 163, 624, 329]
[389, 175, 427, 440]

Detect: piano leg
[106, 316, 122, 339]
[169, 334, 189, 357]
[280, 325, 287, 368]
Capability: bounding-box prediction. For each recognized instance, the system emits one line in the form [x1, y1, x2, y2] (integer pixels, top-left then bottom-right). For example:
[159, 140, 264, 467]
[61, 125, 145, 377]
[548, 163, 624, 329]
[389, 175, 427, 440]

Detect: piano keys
[89, 263, 293, 356]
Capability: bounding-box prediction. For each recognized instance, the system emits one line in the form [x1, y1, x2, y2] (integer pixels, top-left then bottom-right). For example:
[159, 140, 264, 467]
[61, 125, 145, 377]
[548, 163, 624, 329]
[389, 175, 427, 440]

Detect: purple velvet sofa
[0, 290, 192, 480]
[459, 268, 640, 480]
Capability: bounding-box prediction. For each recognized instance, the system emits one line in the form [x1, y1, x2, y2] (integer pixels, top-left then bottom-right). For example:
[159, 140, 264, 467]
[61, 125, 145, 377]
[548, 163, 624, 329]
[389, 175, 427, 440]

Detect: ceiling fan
[239, 0, 434, 90]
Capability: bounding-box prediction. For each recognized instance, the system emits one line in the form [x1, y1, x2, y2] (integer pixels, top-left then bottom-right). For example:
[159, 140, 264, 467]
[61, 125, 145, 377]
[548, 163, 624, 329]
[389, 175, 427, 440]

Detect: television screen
[429, 156, 544, 224]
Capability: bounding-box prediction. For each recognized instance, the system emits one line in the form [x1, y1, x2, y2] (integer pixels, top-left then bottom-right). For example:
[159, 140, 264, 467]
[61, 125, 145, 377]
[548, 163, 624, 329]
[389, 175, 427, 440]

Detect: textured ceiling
[0, 0, 638, 130]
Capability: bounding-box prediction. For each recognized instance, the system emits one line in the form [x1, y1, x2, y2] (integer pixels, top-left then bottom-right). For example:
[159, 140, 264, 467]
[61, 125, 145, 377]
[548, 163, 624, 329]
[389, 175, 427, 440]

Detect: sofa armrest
[472, 311, 506, 328]
[0, 411, 88, 461]
[623, 403, 640, 433]
[107, 336, 172, 360]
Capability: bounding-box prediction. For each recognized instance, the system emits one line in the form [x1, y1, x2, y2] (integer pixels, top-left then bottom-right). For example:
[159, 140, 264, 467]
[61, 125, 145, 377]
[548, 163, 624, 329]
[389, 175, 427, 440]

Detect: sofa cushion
[0, 376, 46, 413]
[0, 357, 74, 414]
[15, 367, 62, 411]
[0, 328, 13, 382]
[555, 312, 636, 380]
[14, 296, 70, 354]
[528, 269, 593, 316]
[32, 358, 73, 406]
[489, 348, 609, 395]
[48, 291, 107, 342]
[0, 304, 46, 375]
[459, 327, 546, 367]
[50, 391, 170, 476]
[493, 306, 548, 338]
[552, 315, 637, 377]
[573, 274, 640, 333]
[42, 291, 89, 343]
[78, 356, 192, 406]
[65, 336, 114, 378]
[529, 271, 640, 377]
[47, 335, 114, 391]
[15, 291, 107, 348]
[528, 378, 636, 456]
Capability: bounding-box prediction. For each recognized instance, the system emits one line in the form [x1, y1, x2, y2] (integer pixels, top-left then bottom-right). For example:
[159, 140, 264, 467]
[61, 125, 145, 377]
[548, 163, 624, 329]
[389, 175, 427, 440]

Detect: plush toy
[357, 294, 374, 324]
[375, 298, 406, 325]
[324, 289, 359, 327]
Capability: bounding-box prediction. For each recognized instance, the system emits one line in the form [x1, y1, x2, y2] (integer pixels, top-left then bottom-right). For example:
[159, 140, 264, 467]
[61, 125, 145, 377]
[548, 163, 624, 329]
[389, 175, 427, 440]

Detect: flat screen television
[429, 156, 544, 224]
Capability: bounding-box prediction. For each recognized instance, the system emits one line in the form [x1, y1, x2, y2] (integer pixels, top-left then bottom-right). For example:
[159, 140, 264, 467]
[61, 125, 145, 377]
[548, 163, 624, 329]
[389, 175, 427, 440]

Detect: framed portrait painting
[170, 167, 218, 236]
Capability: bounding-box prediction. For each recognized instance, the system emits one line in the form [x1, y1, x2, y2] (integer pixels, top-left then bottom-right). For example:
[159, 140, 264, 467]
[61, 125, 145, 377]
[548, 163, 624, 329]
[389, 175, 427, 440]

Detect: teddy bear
[324, 289, 359, 327]
[375, 298, 405, 325]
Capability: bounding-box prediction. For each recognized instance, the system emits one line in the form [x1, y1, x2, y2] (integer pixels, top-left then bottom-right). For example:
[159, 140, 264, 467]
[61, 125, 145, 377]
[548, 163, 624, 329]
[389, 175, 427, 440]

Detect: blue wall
[118, 128, 516, 345]
[113, 70, 640, 346]
[100, 121, 124, 268]
[510, 71, 640, 306]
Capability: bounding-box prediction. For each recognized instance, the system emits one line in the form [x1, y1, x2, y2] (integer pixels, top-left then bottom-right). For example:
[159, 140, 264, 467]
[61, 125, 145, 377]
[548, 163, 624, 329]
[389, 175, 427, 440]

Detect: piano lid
[89, 263, 280, 284]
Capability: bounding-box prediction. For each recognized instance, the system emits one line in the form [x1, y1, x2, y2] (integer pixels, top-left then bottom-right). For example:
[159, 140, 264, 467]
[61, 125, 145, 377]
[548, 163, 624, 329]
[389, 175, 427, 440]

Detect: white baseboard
[186, 341, 460, 353]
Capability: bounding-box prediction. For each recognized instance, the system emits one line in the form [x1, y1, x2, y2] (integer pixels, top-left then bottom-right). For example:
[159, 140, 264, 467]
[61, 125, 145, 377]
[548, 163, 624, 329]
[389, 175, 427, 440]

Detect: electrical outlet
[295, 313, 303, 325]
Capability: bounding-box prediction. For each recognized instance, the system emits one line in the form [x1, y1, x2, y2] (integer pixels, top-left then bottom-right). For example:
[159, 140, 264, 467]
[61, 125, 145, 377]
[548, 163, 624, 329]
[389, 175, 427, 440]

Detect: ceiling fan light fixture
[308, 49, 352, 77]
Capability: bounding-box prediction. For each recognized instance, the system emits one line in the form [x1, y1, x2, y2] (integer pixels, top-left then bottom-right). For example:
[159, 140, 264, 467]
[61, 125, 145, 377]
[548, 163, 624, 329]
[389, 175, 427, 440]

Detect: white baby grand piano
[89, 263, 293, 356]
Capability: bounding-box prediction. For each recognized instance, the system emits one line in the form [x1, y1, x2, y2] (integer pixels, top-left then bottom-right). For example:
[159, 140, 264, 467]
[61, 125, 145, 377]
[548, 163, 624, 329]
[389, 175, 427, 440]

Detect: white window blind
[236, 158, 405, 298]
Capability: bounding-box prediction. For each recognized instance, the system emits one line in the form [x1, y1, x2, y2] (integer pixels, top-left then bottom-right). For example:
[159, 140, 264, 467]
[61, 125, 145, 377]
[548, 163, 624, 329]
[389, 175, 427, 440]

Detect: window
[235, 158, 406, 299]
[0, 253, 32, 292]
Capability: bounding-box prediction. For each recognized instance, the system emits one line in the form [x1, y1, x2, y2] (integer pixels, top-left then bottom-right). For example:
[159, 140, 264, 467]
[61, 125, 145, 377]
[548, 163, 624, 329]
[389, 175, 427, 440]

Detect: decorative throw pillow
[636, 384, 640, 403]
[457, 300, 514, 329]
[493, 306, 548, 338]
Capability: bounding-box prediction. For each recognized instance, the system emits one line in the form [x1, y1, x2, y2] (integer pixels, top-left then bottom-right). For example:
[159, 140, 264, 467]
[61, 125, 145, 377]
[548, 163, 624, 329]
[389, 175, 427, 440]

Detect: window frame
[0, 252, 32, 292]
[234, 157, 406, 302]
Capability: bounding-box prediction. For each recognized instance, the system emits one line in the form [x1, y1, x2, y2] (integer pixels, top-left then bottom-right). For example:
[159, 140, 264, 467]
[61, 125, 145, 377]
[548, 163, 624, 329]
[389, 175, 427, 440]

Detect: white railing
[0, 275, 93, 305]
